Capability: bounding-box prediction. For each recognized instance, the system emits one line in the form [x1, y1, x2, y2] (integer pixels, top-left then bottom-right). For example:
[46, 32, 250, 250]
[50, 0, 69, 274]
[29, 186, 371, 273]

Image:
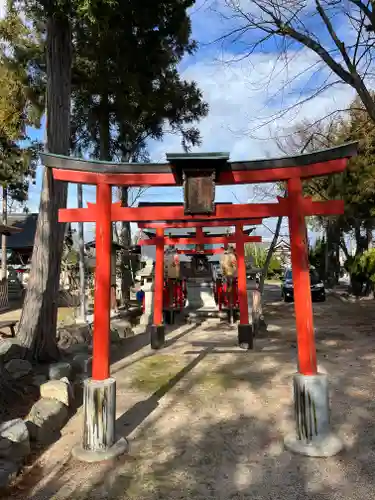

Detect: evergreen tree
[69, 0, 208, 304]
[5, 0, 208, 360]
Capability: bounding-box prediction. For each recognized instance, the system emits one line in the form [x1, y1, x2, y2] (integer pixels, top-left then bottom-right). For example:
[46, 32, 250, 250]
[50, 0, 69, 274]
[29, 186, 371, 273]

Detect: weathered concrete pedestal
[186, 279, 216, 309]
[284, 373, 343, 457]
[140, 282, 153, 326]
[150, 324, 165, 349]
[237, 324, 253, 350]
[72, 378, 128, 462]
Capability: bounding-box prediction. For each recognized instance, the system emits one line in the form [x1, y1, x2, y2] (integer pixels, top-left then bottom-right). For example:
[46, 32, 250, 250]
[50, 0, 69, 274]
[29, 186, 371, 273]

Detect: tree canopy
[2, 0, 209, 360]
[70, 0, 208, 160]
[0, 11, 43, 203]
[278, 97, 375, 242]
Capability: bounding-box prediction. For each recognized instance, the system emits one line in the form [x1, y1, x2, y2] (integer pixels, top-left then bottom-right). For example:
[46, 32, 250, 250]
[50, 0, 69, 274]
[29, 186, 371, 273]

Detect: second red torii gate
[137, 222, 262, 333]
[43, 142, 358, 461]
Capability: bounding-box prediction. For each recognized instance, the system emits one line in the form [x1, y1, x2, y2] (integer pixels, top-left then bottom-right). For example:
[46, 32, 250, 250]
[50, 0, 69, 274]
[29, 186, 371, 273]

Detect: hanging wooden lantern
[166, 152, 230, 216]
[183, 169, 216, 215]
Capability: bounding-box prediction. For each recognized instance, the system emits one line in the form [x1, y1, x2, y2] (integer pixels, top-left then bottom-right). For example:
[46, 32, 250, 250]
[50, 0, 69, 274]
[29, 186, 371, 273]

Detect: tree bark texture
[259, 215, 283, 294]
[16, 14, 72, 361]
[252, 215, 283, 334]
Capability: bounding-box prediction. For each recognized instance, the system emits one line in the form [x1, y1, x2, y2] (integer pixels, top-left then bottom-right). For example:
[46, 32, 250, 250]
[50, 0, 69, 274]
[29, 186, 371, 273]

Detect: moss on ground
[129, 354, 187, 393]
[195, 371, 236, 390]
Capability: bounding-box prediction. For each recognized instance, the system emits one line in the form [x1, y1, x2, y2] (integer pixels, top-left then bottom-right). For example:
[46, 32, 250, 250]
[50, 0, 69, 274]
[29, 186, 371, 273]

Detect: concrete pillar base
[237, 324, 253, 350]
[150, 324, 165, 350]
[284, 373, 343, 457]
[72, 378, 128, 463]
[72, 436, 129, 463]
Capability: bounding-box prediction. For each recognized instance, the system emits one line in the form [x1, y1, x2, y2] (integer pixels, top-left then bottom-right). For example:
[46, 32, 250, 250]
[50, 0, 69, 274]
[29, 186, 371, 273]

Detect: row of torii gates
[137, 216, 263, 329]
[43, 142, 357, 461]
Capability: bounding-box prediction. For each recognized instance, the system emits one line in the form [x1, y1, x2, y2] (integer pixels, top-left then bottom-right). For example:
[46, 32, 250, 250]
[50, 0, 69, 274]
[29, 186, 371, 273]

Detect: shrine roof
[42, 141, 358, 185]
[141, 227, 255, 238]
[0, 223, 22, 236]
[137, 202, 231, 207]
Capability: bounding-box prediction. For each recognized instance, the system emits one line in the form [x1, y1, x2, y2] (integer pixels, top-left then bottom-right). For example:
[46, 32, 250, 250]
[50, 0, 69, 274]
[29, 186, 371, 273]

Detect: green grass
[195, 371, 236, 390]
[129, 354, 186, 392]
[57, 307, 76, 324]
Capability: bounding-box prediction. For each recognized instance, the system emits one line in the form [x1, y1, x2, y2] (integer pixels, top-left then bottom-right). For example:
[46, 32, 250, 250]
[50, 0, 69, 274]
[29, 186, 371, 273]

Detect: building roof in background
[139, 227, 255, 238]
[85, 240, 141, 254]
[0, 224, 22, 236]
[6, 213, 38, 249]
[137, 202, 232, 208]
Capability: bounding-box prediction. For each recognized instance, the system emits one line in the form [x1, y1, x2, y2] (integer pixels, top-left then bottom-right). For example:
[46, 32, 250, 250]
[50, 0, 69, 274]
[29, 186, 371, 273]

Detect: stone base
[284, 373, 343, 457]
[186, 280, 216, 309]
[150, 325, 165, 350]
[237, 324, 253, 350]
[72, 436, 129, 463]
[72, 378, 128, 463]
[284, 432, 343, 457]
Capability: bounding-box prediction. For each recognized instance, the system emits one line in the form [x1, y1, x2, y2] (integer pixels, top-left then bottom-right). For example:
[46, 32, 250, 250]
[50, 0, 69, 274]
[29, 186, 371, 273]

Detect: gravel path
[7, 288, 375, 500]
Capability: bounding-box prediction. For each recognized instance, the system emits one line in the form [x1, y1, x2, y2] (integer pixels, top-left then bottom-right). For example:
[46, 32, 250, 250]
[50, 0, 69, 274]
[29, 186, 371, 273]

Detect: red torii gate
[43, 142, 357, 461]
[137, 222, 262, 330]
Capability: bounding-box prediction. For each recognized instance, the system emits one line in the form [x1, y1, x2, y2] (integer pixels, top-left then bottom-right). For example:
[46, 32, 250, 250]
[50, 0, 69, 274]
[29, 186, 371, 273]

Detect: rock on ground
[40, 380, 71, 407]
[31, 374, 48, 388]
[71, 353, 92, 376]
[110, 328, 122, 343]
[57, 325, 92, 350]
[25, 398, 69, 444]
[4, 359, 32, 379]
[0, 419, 30, 463]
[0, 340, 25, 364]
[48, 362, 71, 380]
[0, 460, 18, 489]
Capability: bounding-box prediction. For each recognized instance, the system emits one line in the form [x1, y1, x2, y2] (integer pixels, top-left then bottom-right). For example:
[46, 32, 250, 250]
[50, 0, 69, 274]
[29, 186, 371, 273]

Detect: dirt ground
[6, 285, 375, 500]
[0, 305, 76, 325]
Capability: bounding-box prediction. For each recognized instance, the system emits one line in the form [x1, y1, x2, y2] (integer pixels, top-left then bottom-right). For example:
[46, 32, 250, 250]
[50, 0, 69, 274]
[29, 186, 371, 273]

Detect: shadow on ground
[6, 295, 375, 499]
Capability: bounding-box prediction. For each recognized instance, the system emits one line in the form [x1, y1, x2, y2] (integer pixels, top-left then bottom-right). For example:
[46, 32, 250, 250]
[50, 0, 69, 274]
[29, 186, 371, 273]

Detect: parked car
[281, 267, 325, 302]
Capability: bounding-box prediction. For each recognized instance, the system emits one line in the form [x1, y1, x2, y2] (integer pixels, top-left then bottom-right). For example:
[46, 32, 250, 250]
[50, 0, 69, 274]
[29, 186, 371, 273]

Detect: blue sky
[24, 0, 358, 244]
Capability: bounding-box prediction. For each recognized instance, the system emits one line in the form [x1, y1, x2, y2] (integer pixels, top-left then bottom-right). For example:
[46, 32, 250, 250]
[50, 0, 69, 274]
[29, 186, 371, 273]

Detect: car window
[285, 269, 321, 281]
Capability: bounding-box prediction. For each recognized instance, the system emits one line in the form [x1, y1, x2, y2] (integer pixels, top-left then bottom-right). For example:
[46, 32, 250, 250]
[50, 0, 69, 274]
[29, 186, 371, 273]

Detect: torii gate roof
[42, 141, 358, 186]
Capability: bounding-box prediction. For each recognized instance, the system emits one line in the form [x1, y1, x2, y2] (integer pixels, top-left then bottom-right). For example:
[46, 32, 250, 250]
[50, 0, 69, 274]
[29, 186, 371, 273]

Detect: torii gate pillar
[235, 224, 253, 349]
[73, 182, 128, 462]
[151, 227, 165, 349]
[284, 178, 343, 457]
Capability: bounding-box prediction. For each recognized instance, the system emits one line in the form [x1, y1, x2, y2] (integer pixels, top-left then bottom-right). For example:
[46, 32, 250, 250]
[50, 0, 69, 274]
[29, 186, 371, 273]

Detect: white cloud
[27, 8, 356, 245]
[149, 48, 354, 163]
[0, 1, 6, 19]
[144, 45, 355, 240]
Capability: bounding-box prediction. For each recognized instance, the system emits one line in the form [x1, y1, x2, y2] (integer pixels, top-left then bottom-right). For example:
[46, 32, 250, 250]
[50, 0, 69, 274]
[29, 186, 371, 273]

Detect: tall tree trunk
[339, 236, 349, 260]
[99, 93, 110, 162]
[252, 215, 283, 335]
[354, 223, 362, 255]
[16, 14, 72, 362]
[259, 216, 283, 294]
[2, 186, 7, 280]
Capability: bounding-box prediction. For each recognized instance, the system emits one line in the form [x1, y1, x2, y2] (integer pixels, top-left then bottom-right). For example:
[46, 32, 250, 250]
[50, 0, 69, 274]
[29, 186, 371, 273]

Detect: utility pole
[77, 184, 87, 322]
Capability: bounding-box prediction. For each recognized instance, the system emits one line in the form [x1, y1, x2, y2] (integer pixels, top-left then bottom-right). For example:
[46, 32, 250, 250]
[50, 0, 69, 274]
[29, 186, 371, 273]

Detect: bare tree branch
[216, 0, 375, 127]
